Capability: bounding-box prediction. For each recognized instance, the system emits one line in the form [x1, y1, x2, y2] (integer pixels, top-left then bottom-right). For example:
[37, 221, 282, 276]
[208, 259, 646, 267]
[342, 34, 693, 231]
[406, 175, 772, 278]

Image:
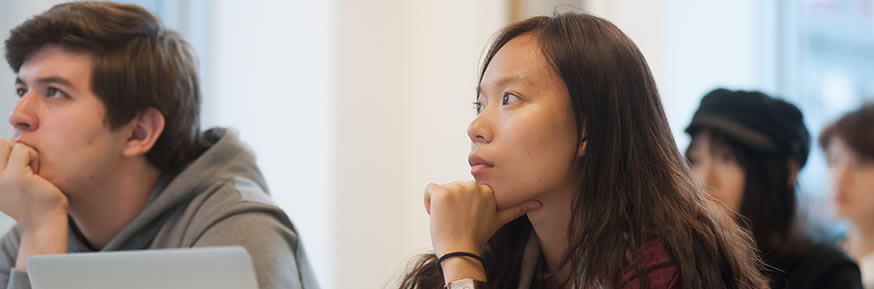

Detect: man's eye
[47, 87, 67, 99]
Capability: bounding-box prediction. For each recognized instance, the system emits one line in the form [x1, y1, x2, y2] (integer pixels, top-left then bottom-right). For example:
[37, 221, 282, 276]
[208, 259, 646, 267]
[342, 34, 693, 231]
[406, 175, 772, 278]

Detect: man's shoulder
[188, 176, 287, 221]
[152, 176, 296, 247]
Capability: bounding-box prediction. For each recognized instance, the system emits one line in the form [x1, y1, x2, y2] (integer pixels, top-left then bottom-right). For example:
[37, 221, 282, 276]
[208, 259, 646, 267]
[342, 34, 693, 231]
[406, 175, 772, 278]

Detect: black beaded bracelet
[437, 251, 484, 266]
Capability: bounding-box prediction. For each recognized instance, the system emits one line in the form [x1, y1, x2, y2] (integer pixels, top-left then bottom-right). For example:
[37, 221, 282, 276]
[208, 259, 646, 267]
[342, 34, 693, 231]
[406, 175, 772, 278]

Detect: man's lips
[10, 139, 40, 173]
[8, 128, 21, 142]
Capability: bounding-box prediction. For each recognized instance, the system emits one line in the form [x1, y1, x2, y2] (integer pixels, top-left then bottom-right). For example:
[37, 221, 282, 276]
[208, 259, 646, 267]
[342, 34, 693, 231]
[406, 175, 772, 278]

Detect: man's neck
[67, 161, 162, 250]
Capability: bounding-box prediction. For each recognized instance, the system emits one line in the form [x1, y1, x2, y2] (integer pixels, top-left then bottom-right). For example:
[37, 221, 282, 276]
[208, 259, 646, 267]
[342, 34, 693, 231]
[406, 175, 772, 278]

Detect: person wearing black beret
[685, 88, 862, 289]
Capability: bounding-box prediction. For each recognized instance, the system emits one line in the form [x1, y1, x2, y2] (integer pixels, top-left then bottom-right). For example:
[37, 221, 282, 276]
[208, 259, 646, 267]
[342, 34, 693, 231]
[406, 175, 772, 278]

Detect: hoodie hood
[69, 128, 270, 252]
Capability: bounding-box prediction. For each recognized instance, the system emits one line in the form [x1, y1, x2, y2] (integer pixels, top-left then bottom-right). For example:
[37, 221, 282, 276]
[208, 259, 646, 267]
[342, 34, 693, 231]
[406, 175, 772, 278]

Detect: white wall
[208, 1, 507, 288]
[206, 0, 336, 287]
[586, 0, 778, 148]
[663, 0, 779, 147]
[585, 0, 667, 94]
[331, 1, 507, 288]
[519, 0, 585, 18]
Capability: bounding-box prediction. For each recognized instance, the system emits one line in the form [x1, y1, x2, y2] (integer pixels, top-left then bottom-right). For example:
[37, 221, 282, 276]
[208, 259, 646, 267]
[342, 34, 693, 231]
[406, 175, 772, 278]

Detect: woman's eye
[825, 155, 836, 167]
[15, 88, 27, 97]
[502, 93, 520, 105]
[720, 152, 736, 163]
[473, 102, 483, 114]
[687, 157, 698, 166]
[850, 158, 873, 169]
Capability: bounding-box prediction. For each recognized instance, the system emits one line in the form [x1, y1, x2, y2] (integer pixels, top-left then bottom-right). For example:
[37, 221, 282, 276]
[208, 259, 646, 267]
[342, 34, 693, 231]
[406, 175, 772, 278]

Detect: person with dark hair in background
[820, 104, 874, 288]
[0, 2, 318, 289]
[685, 88, 862, 289]
[399, 13, 769, 289]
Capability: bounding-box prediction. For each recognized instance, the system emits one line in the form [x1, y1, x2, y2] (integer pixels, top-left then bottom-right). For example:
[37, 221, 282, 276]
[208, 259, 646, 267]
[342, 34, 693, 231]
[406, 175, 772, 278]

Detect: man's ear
[123, 108, 165, 158]
[577, 137, 588, 158]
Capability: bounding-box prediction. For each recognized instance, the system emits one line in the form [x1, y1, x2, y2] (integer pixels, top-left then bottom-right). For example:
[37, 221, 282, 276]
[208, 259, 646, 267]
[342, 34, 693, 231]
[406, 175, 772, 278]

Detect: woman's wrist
[440, 254, 487, 285]
[439, 252, 484, 266]
[433, 240, 481, 258]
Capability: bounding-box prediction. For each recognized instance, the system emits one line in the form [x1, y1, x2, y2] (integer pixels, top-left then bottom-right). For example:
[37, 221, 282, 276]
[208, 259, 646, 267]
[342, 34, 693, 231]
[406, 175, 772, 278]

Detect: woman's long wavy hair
[398, 12, 767, 289]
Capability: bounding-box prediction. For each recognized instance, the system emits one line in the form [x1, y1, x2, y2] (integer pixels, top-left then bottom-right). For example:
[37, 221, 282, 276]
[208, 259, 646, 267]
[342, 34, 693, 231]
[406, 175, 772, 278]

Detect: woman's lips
[834, 191, 849, 205]
[469, 154, 494, 176]
[471, 164, 493, 175]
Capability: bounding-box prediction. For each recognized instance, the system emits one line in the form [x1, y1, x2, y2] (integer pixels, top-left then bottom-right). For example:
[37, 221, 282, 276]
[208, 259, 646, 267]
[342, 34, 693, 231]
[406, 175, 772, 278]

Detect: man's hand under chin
[0, 140, 69, 271]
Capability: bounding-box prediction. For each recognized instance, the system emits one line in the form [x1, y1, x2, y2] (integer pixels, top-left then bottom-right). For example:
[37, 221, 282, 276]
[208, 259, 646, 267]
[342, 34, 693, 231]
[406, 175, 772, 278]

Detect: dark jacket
[770, 243, 862, 289]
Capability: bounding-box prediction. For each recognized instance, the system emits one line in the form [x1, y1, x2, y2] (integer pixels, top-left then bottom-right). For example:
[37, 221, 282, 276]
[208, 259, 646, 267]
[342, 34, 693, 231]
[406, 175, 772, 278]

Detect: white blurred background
[1, 0, 872, 288]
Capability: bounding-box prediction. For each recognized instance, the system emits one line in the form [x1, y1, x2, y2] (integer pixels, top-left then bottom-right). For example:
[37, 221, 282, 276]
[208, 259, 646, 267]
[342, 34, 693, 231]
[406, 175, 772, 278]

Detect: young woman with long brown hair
[398, 12, 767, 289]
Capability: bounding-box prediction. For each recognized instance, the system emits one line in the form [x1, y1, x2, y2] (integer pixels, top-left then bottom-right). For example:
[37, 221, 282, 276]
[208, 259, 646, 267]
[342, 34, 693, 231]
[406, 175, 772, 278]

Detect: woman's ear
[577, 137, 588, 158]
[787, 160, 801, 185]
[123, 108, 165, 158]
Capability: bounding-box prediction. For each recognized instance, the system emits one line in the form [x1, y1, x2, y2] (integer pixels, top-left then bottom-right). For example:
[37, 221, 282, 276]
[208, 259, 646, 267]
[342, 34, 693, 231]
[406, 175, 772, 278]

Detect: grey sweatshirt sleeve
[6, 270, 29, 289]
[192, 212, 319, 289]
[0, 226, 30, 289]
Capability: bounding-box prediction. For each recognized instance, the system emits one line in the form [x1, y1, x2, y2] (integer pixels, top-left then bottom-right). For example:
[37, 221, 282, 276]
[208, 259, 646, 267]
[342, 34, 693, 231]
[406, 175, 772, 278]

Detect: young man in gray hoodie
[0, 2, 318, 289]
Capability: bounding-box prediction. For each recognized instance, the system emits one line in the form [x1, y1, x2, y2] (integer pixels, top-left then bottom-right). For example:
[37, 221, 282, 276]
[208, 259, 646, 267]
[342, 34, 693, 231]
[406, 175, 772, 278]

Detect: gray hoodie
[0, 128, 319, 289]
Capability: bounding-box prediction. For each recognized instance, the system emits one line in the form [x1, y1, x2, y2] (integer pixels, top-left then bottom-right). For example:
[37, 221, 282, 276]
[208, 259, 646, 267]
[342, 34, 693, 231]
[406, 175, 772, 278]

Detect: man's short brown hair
[5, 1, 203, 171]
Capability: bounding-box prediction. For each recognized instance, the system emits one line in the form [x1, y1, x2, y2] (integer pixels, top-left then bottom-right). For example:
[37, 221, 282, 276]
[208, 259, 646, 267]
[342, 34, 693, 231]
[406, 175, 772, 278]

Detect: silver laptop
[27, 246, 258, 289]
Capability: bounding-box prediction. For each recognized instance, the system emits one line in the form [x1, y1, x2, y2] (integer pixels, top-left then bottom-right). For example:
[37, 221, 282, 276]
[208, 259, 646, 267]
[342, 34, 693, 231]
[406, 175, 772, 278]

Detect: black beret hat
[685, 88, 811, 168]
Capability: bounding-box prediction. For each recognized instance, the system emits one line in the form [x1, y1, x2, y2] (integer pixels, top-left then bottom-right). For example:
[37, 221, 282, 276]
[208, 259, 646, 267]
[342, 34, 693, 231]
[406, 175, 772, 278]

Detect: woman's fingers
[424, 183, 440, 215]
[496, 200, 542, 227]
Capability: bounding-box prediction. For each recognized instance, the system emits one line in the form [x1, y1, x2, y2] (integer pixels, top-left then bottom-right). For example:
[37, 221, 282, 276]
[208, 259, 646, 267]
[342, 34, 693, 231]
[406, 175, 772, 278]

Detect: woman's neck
[846, 220, 874, 260]
[527, 183, 576, 284]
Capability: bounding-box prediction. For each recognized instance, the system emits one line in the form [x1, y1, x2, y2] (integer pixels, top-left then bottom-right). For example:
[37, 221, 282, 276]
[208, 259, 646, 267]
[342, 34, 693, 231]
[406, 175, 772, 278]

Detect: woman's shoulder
[617, 240, 680, 289]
